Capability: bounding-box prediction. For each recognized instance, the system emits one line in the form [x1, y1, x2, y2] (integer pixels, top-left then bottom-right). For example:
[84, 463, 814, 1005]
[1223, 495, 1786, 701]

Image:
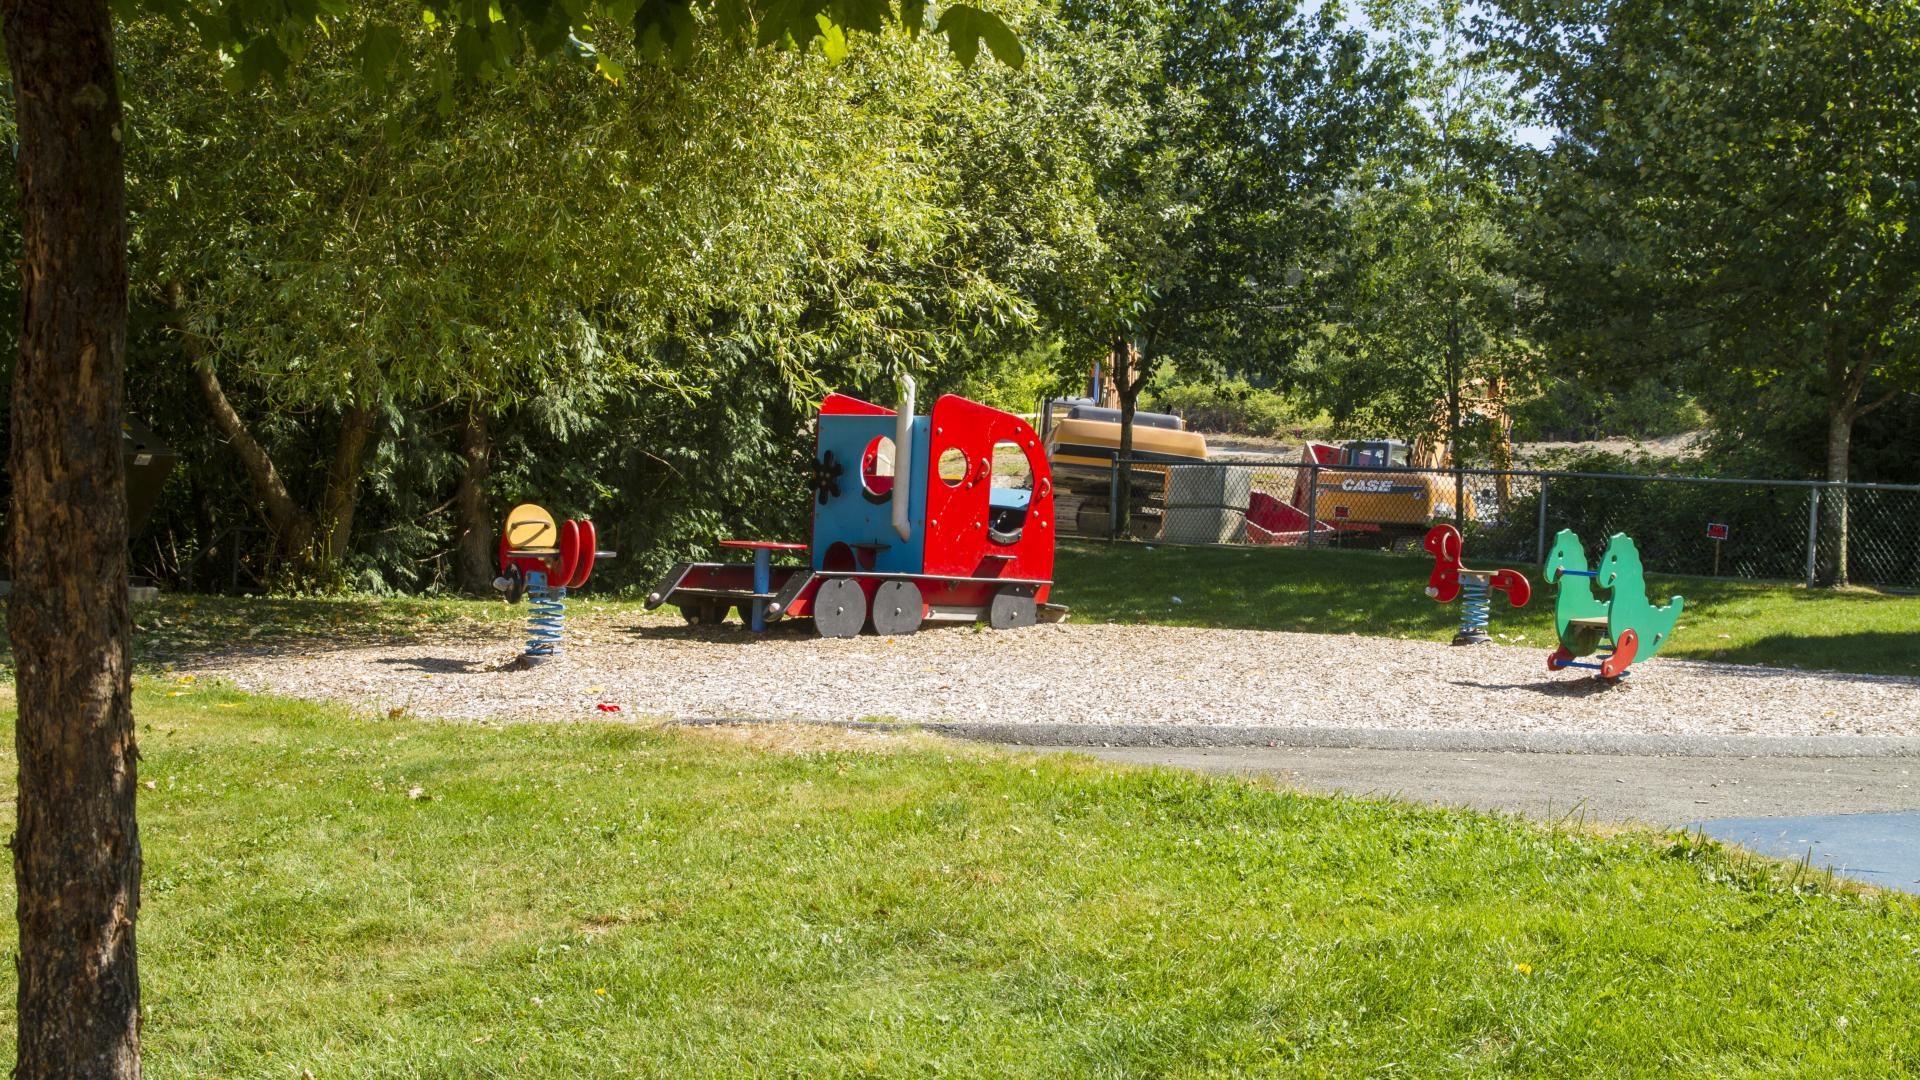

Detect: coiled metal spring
[1459, 573, 1491, 638]
[525, 571, 568, 660]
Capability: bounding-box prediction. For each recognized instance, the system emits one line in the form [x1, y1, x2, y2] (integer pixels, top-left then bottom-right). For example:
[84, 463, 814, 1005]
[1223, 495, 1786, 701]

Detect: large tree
[127, 9, 1009, 589]
[1303, 0, 1534, 519]
[1046, 0, 1403, 531]
[1484, 0, 1920, 584]
[0, 1, 1019, 1073]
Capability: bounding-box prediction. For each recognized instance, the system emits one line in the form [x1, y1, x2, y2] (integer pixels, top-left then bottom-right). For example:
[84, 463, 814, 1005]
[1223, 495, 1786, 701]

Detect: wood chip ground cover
[190, 613, 1920, 737]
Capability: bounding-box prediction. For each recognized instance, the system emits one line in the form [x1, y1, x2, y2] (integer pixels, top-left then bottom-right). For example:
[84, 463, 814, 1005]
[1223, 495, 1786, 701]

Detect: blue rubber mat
[1690, 812, 1920, 895]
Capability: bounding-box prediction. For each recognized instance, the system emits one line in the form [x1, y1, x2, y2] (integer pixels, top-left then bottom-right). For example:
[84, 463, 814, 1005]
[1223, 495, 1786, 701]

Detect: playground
[193, 608, 1920, 737]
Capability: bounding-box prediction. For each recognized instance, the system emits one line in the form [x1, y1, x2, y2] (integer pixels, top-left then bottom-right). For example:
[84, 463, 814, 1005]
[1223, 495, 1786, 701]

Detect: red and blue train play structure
[644, 377, 1060, 637]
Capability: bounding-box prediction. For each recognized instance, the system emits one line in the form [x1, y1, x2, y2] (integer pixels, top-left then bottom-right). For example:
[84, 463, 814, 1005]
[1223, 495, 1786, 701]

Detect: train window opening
[861, 435, 896, 501]
[987, 440, 1033, 544]
[937, 445, 968, 487]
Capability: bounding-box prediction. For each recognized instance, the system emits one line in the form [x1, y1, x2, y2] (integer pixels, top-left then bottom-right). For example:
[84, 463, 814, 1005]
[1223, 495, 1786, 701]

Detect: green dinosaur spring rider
[1541, 529, 1683, 679]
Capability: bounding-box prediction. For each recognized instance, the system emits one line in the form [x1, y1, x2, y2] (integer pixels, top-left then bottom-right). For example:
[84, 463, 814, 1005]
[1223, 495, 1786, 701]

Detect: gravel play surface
[191, 614, 1920, 738]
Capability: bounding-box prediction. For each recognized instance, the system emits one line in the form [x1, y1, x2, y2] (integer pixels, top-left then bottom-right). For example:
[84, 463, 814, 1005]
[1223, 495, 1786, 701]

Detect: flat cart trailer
[644, 560, 1052, 637]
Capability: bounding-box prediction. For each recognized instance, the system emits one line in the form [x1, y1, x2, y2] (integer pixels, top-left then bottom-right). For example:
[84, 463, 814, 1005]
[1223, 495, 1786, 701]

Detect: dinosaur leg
[1600, 628, 1638, 679]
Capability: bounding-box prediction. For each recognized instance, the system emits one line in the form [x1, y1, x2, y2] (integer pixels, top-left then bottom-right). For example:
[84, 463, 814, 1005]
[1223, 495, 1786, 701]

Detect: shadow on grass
[1690, 633, 1920, 682]
[0, 593, 519, 674]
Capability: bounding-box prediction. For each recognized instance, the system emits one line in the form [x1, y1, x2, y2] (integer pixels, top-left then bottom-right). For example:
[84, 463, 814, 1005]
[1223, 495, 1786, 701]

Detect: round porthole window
[861, 435, 896, 500]
[937, 446, 968, 488]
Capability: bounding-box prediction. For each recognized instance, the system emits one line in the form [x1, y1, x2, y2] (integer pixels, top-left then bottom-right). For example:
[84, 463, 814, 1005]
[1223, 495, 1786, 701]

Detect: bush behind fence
[1109, 456, 1920, 589]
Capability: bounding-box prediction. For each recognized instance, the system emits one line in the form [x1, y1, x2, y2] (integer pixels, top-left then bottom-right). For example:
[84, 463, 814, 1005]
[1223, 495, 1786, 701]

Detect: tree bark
[1112, 337, 1141, 539]
[454, 406, 497, 595]
[1818, 402, 1854, 587]
[1816, 347, 1873, 587]
[2, 0, 144, 1076]
[318, 401, 377, 568]
[1447, 304, 1466, 526]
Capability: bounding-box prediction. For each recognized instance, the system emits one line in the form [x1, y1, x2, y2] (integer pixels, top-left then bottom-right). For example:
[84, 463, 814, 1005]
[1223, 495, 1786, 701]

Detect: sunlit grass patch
[0, 687, 1914, 1075]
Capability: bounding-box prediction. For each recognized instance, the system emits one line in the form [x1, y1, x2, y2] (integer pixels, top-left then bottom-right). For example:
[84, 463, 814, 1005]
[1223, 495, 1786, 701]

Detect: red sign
[1706, 522, 1730, 540]
[1333, 505, 1351, 519]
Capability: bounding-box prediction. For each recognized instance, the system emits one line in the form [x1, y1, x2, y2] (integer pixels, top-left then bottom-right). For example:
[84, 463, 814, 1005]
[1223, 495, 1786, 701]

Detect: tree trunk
[454, 406, 497, 595]
[2, 0, 144, 1076]
[184, 318, 379, 585]
[1112, 337, 1139, 539]
[1815, 345, 1876, 588]
[181, 300, 314, 556]
[317, 400, 377, 568]
[1447, 300, 1466, 527]
[1818, 405, 1853, 587]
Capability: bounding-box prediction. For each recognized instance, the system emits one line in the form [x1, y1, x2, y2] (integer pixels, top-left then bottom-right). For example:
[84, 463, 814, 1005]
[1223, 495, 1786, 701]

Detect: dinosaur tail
[1643, 596, 1684, 650]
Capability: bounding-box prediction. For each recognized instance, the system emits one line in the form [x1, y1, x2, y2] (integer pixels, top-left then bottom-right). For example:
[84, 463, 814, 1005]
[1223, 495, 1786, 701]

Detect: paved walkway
[1021, 742, 1920, 893]
[1029, 743, 1920, 826]
[1692, 812, 1920, 895]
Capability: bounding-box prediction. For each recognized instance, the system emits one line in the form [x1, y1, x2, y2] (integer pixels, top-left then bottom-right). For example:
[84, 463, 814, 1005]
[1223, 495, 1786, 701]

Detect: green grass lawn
[1055, 541, 1920, 678]
[2, 687, 1917, 1076]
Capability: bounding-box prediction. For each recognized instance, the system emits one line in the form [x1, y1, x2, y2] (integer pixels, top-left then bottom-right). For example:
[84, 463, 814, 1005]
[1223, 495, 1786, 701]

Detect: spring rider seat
[494, 502, 612, 665]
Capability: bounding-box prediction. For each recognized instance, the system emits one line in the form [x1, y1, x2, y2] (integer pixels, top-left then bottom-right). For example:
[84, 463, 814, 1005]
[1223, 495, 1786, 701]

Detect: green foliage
[1485, 0, 1920, 478]
[1143, 379, 1332, 439]
[127, 0, 1024, 91]
[1, 686, 1916, 1072]
[1299, 0, 1532, 464]
[52, 2, 1115, 593]
[1043, 0, 1405, 384]
[1511, 376, 1707, 443]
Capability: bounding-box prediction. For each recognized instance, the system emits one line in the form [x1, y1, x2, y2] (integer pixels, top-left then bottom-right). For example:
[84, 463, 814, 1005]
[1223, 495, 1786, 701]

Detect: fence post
[1304, 463, 1320, 549]
[1804, 485, 1822, 586]
[1535, 473, 1550, 563]
[1108, 456, 1122, 540]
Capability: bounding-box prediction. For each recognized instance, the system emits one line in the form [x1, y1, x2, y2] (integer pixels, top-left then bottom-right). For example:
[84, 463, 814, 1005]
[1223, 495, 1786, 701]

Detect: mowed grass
[1055, 541, 1920, 678]
[2, 688, 1918, 1076]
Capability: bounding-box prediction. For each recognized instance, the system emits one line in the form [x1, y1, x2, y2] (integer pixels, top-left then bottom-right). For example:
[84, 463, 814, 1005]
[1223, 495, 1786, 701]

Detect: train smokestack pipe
[893, 372, 916, 542]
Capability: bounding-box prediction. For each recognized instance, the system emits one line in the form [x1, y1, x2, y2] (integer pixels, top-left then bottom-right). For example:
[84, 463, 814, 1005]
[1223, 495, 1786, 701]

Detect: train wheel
[680, 600, 723, 625]
[813, 578, 867, 639]
[870, 580, 925, 636]
[988, 588, 1038, 630]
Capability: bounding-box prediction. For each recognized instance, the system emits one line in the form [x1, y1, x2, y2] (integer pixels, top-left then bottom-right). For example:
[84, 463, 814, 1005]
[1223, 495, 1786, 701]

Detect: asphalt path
[1024, 743, 1920, 827]
[677, 719, 1920, 891]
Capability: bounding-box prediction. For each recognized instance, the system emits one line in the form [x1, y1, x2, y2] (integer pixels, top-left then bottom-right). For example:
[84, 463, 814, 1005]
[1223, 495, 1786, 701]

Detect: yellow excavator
[1293, 438, 1466, 547]
[1294, 386, 1515, 547]
[1039, 397, 1209, 537]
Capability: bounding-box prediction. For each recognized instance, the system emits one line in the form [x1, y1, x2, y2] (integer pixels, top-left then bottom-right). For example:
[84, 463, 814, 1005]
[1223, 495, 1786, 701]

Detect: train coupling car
[643, 379, 1061, 637]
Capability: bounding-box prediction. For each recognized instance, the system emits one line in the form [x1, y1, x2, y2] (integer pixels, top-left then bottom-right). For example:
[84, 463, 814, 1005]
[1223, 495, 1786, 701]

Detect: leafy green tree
[128, 11, 1002, 588]
[1484, 0, 1920, 584]
[0, 1, 1019, 1071]
[1302, 0, 1534, 518]
[1045, 0, 1403, 531]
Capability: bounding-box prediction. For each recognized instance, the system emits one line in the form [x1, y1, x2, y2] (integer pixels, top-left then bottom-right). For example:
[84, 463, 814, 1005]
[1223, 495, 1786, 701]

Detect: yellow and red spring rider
[495, 503, 610, 663]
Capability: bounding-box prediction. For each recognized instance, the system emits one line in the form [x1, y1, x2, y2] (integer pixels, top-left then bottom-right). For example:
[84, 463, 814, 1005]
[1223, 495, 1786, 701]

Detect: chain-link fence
[1081, 456, 1920, 589]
